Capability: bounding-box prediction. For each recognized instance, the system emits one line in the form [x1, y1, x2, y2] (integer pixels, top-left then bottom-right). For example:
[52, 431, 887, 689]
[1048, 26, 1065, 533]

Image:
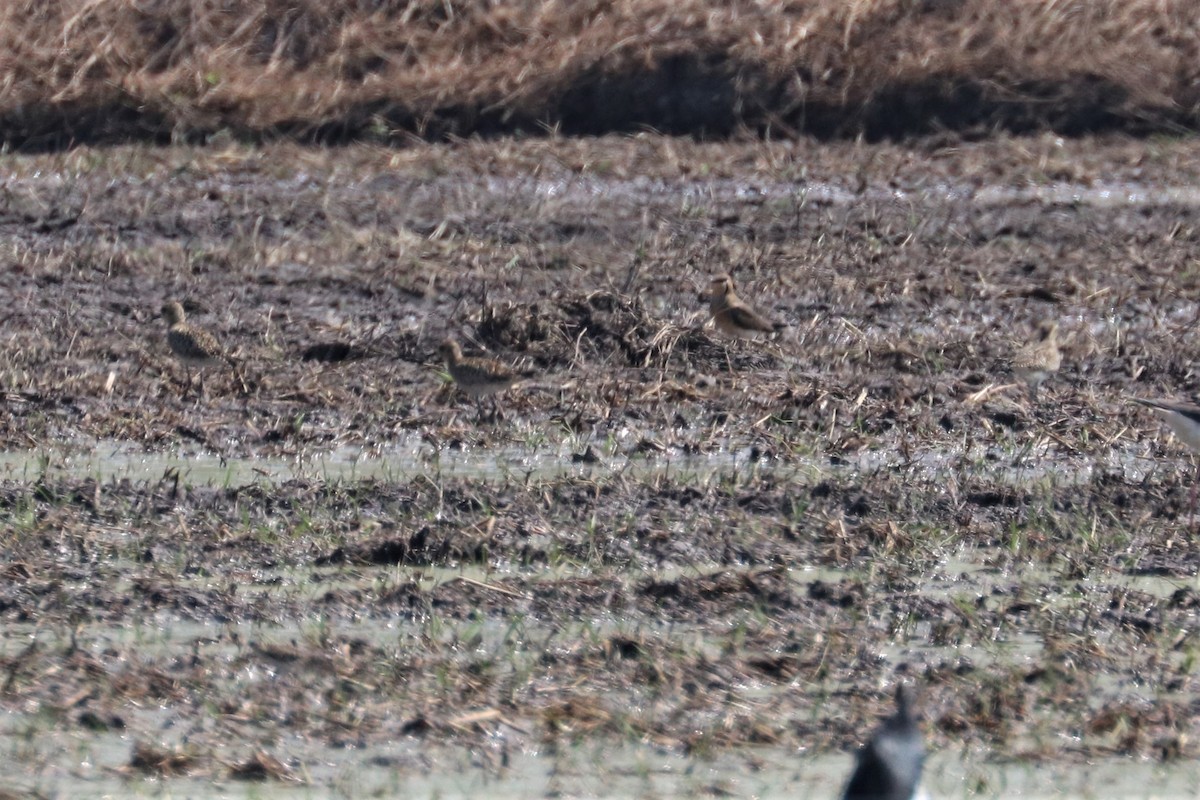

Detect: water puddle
[0, 433, 1158, 492]
[4, 559, 1194, 797]
[0, 436, 780, 486]
[3, 713, 1197, 799]
[479, 173, 1200, 216]
[0, 435, 1189, 798]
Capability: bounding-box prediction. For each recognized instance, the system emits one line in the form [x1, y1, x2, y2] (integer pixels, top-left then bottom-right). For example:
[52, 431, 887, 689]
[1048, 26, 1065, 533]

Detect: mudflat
[2, 133, 1200, 796]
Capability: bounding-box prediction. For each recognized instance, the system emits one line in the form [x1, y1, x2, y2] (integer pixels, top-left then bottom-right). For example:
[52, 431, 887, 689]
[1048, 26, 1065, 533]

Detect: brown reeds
[0, 0, 1197, 145]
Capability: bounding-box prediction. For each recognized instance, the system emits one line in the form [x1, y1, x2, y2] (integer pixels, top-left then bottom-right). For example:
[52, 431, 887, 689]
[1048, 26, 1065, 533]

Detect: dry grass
[2, 0, 1199, 145]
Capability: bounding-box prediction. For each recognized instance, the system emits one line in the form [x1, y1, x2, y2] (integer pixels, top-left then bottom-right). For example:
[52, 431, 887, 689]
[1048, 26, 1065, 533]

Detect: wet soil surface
[3, 132, 1200, 794]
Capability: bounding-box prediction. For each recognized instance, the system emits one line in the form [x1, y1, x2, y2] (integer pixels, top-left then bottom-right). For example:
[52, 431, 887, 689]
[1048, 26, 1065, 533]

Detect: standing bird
[1132, 397, 1200, 522]
[701, 274, 784, 340]
[1012, 320, 1062, 399]
[437, 337, 535, 421]
[842, 684, 926, 800]
[160, 300, 242, 398]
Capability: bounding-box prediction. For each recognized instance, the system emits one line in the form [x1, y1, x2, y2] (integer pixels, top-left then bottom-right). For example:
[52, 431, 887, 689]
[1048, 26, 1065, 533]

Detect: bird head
[161, 301, 186, 326]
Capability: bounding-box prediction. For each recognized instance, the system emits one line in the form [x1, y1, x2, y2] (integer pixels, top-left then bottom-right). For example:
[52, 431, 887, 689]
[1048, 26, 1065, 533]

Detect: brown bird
[1012, 320, 1061, 399]
[1133, 397, 1200, 522]
[437, 337, 535, 420]
[160, 300, 242, 397]
[701, 274, 784, 339]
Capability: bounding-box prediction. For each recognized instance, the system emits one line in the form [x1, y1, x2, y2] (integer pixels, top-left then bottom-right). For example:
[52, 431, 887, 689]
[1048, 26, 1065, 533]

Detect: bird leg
[1190, 462, 1200, 527]
[480, 396, 501, 424]
[231, 363, 249, 396]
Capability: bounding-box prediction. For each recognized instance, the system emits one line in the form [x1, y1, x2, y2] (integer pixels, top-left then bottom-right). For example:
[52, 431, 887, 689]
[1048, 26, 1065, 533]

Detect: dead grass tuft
[226, 750, 297, 782]
[127, 740, 201, 777]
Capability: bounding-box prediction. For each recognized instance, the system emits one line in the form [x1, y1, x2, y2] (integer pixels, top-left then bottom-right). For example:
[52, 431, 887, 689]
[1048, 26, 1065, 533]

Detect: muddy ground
[3, 133, 1200, 795]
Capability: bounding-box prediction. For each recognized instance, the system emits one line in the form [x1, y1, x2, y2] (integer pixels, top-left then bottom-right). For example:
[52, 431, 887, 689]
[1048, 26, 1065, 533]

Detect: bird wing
[727, 304, 778, 333]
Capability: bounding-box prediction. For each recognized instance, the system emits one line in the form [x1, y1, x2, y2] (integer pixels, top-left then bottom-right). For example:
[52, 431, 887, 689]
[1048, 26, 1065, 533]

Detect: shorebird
[842, 684, 926, 800]
[160, 300, 241, 397]
[437, 337, 535, 420]
[699, 274, 785, 371]
[1012, 320, 1061, 399]
[701, 274, 784, 340]
[1133, 397, 1200, 521]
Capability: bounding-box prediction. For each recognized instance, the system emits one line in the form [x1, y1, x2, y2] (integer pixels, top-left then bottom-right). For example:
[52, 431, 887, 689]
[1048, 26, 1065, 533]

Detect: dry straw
[0, 0, 1194, 142]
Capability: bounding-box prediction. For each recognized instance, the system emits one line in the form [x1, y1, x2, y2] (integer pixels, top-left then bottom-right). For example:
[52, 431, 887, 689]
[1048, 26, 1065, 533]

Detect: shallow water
[484, 173, 1200, 216]
[5, 722, 1199, 799]
[2, 555, 1195, 799]
[0, 435, 758, 485]
[0, 429, 1158, 492]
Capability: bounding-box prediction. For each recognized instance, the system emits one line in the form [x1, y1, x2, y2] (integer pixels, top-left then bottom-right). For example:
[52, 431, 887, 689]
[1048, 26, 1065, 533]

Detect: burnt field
[3, 133, 1200, 796]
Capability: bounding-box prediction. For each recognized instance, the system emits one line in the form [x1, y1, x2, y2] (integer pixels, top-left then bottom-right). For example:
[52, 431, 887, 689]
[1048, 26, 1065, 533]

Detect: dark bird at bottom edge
[842, 684, 926, 800]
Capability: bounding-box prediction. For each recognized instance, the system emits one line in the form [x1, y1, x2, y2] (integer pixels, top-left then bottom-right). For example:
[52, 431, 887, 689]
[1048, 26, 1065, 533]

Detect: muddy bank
[0, 135, 1197, 463]
[2, 133, 1200, 793]
[1, 469, 1197, 770]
